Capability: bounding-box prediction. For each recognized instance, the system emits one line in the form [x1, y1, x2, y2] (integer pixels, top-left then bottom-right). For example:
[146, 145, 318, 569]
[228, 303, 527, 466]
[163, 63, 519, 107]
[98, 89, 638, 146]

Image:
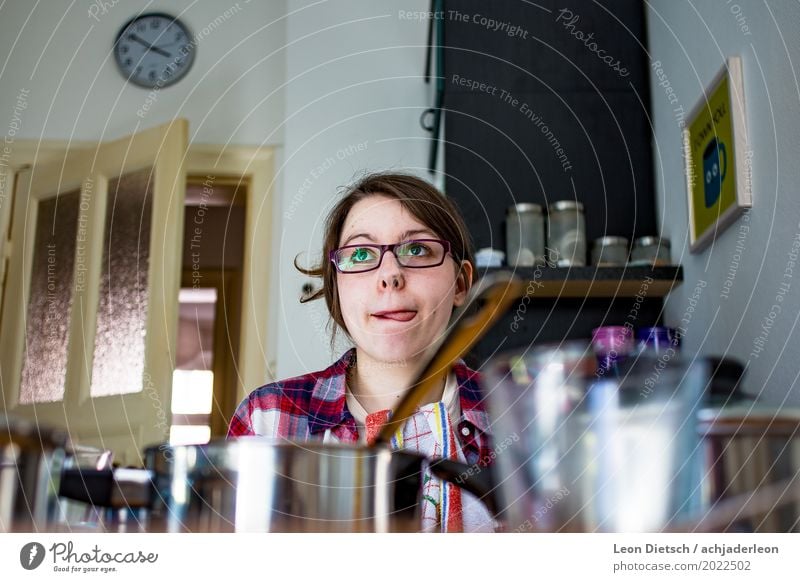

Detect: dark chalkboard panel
[442, 0, 654, 247]
[444, 90, 655, 250]
[444, 0, 649, 94]
[441, 0, 659, 345]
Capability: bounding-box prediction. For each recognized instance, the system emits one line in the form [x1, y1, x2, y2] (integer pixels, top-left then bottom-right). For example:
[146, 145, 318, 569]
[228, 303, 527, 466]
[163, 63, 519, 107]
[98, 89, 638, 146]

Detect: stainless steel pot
[55, 445, 115, 531]
[484, 343, 709, 532]
[698, 405, 800, 532]
[59, 438, 494, 532]
[0, 414, 68, 532]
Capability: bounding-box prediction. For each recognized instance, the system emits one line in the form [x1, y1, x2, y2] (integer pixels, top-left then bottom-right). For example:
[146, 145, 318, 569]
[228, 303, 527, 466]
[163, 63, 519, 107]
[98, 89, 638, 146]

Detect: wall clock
[113, 12, 195, 89]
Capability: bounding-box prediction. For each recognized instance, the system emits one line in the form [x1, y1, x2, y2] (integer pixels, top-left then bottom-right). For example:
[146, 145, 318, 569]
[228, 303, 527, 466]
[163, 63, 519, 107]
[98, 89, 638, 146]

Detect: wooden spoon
[372, 271, 525, 446]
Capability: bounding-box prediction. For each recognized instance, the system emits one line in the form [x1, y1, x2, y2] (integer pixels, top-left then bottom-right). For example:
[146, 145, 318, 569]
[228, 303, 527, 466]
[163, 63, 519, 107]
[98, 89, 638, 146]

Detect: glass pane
[171, 288, 216, 419]
[19, 190, 81, 404]
[169, 425, 211, 446]
[175, 288, 216, 371]
[90, 168, 153, 397]
[171, 370, 214, 414]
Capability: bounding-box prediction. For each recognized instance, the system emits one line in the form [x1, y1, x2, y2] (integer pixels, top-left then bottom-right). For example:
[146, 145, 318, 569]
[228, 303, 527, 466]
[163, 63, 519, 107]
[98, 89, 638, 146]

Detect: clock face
[113, 13, 195, 89]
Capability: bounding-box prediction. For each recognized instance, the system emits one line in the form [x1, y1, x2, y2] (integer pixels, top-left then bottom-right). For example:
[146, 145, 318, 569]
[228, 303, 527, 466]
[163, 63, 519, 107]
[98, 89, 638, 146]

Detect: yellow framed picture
[683, 56, 752, 253]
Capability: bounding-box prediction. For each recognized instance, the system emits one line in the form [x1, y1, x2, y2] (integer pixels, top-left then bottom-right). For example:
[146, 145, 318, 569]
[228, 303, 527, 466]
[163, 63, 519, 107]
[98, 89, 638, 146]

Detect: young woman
[228, 172, 494, 532]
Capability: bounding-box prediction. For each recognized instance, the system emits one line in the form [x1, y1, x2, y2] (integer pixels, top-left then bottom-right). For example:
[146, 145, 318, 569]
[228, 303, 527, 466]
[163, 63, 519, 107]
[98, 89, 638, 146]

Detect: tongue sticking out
[374, 311, 416, 322]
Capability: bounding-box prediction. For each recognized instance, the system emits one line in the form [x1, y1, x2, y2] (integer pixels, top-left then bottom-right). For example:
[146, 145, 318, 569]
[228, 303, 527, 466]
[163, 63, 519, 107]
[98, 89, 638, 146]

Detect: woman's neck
[348, 348, 446, 414]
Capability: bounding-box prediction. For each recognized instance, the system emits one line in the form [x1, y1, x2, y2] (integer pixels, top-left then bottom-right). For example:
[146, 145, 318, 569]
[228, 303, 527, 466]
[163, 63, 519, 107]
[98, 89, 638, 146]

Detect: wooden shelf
[482, 265, 683, 299]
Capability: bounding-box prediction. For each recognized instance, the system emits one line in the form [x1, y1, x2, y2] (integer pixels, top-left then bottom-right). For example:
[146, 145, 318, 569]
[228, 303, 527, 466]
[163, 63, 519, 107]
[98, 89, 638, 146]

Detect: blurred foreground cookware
[56, 445, 115, 531]
[0, 415, 67, 532]
[484, 343, 709, 532]
[61, 439, 494, 532]
[698, 405, 800, 532]
[59, 273, 524, 532]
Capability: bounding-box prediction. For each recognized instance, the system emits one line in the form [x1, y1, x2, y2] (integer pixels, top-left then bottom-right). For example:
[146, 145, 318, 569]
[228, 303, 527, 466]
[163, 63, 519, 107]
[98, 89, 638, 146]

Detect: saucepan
[63, 439, 488, 532]
[0, 415, 67, 532]
[59, 273, 525, 532]
[698, 404, 800, 532]
[483, 342, 710, 532]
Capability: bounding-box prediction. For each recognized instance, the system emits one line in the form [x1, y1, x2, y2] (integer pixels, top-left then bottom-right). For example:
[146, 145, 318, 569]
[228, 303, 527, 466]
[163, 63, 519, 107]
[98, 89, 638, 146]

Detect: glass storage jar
[506, 203, 545, 267]
[631, 236, 671, 266]
[591, 236, 629, 266]
[547, 200, 586, 267]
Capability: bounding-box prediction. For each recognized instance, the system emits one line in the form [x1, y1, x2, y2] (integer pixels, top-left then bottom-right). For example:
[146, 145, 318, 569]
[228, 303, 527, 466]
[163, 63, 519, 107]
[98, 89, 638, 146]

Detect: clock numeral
[149, 70, 157, 81]
[135, 66, 142, 75]
[137, 23, 146, 32]
[121, 45, 129, 54]
[151, 19, 160, 29]
[125, 58, 133, 67]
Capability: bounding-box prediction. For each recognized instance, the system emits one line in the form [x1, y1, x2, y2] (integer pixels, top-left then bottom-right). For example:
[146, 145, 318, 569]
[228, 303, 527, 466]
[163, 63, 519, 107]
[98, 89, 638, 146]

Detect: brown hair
[295, 172, 475, 343]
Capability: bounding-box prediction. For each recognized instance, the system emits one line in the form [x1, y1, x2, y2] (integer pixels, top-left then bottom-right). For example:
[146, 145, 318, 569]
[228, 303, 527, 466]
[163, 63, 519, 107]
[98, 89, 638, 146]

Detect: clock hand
[149, 45, 172, 58]
[128, 33, 172, 58]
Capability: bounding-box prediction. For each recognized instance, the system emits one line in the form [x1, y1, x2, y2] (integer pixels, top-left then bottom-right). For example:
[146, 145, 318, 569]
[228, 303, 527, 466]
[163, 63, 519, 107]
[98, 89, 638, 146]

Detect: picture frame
[683, 56, 752, 253]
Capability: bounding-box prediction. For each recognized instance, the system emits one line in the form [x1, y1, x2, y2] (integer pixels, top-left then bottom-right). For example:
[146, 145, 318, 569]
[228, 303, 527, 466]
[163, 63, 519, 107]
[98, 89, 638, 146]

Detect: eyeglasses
[330, 239, 452, 274]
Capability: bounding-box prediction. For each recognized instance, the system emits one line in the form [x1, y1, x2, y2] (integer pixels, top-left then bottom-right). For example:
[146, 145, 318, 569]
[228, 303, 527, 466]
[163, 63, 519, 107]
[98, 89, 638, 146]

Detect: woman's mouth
[371, 310, 417, 322]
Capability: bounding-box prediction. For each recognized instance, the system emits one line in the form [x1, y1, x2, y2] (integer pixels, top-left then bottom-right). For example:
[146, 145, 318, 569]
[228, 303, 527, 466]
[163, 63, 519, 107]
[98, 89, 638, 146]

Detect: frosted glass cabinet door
[90, 169, 153, 397]
[18, 190, 81, 404]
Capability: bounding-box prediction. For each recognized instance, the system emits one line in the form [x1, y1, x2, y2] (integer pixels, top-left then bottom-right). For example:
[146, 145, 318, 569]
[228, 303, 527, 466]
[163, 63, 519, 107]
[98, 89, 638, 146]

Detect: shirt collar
[307, 349, 493, 437]
[307, 349, 355, 435]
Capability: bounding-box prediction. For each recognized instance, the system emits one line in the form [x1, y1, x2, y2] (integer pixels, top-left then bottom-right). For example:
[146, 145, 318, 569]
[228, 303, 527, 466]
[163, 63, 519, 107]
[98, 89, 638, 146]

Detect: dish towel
[364, 402, 489, 533]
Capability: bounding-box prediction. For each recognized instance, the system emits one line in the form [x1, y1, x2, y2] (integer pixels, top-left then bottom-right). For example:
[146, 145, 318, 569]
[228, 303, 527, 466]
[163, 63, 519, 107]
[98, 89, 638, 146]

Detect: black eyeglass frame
[329, 239, 453, 274]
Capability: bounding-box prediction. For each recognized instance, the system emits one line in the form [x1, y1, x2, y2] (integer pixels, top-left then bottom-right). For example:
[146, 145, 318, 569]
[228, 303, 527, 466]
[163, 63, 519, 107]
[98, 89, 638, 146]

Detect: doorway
[170, 175, 247, 443]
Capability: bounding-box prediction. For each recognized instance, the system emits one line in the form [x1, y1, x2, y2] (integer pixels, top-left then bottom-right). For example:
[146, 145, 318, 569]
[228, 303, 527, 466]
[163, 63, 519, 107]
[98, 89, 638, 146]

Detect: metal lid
[697, 405, 800, 437]
[475, 247, 505, 258]
[507, 203, 542, 214]
[634, 236, 670, 248]
[593, 236, 628, 247]
[528, 340, 597, 376]
[549, 200, 584, 212]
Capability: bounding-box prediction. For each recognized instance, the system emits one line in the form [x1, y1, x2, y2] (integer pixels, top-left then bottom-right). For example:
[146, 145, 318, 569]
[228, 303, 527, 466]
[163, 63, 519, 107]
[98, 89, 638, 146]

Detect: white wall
[0, 0, 286, 144]
[275, 0, 436, 378]
[647, 1, 800, 404]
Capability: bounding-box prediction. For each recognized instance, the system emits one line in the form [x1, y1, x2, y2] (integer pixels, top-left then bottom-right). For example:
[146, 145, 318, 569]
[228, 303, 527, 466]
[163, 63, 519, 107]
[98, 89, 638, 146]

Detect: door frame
[184, 145, 277, 407]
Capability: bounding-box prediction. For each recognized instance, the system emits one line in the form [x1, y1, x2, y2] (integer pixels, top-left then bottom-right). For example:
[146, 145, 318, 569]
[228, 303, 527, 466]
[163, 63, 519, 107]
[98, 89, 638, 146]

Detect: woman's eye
[403, 243, 429, 256]
[352, 247, 373, 262]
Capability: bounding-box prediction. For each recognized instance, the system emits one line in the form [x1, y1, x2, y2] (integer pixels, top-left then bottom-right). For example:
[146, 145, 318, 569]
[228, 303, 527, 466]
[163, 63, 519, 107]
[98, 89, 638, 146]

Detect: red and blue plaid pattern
[227, 349, 494, 468]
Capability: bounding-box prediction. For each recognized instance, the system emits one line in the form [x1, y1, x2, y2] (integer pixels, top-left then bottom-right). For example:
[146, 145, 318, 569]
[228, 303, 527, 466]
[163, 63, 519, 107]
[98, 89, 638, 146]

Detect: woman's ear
[452, 260, 474, 307]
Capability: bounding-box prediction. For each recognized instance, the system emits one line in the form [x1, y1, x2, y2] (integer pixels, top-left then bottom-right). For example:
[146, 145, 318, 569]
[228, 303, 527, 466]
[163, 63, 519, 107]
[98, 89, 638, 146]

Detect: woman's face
[336, 194, 472, 364]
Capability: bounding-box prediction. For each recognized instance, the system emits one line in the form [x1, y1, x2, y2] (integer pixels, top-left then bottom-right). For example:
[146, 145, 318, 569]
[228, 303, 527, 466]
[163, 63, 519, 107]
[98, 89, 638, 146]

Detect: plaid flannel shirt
[227, 348, 494, 468]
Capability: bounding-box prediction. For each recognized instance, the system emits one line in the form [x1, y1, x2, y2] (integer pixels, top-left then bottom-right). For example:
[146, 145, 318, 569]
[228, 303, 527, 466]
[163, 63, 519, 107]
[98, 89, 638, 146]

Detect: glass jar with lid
[591, 236, 629, 266]
[547, 200, 586, 267]
[631, 236, 671, 266]
[506, 203, 545, 267]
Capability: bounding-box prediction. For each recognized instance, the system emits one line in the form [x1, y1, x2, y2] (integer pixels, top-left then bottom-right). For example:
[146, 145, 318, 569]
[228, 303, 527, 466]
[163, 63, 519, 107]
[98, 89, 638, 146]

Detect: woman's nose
[377, 250, 405, 290]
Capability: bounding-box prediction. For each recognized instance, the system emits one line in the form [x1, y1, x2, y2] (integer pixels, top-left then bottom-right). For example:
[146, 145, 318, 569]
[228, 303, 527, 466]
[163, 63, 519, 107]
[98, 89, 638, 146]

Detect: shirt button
[461, 426, 471, 436]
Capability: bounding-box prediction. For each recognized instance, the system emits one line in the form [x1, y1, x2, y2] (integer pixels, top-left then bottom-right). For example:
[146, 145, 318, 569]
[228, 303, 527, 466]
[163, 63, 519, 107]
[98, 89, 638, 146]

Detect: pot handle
[59, 468, 154, 509]
[428, 458, 499, 517]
